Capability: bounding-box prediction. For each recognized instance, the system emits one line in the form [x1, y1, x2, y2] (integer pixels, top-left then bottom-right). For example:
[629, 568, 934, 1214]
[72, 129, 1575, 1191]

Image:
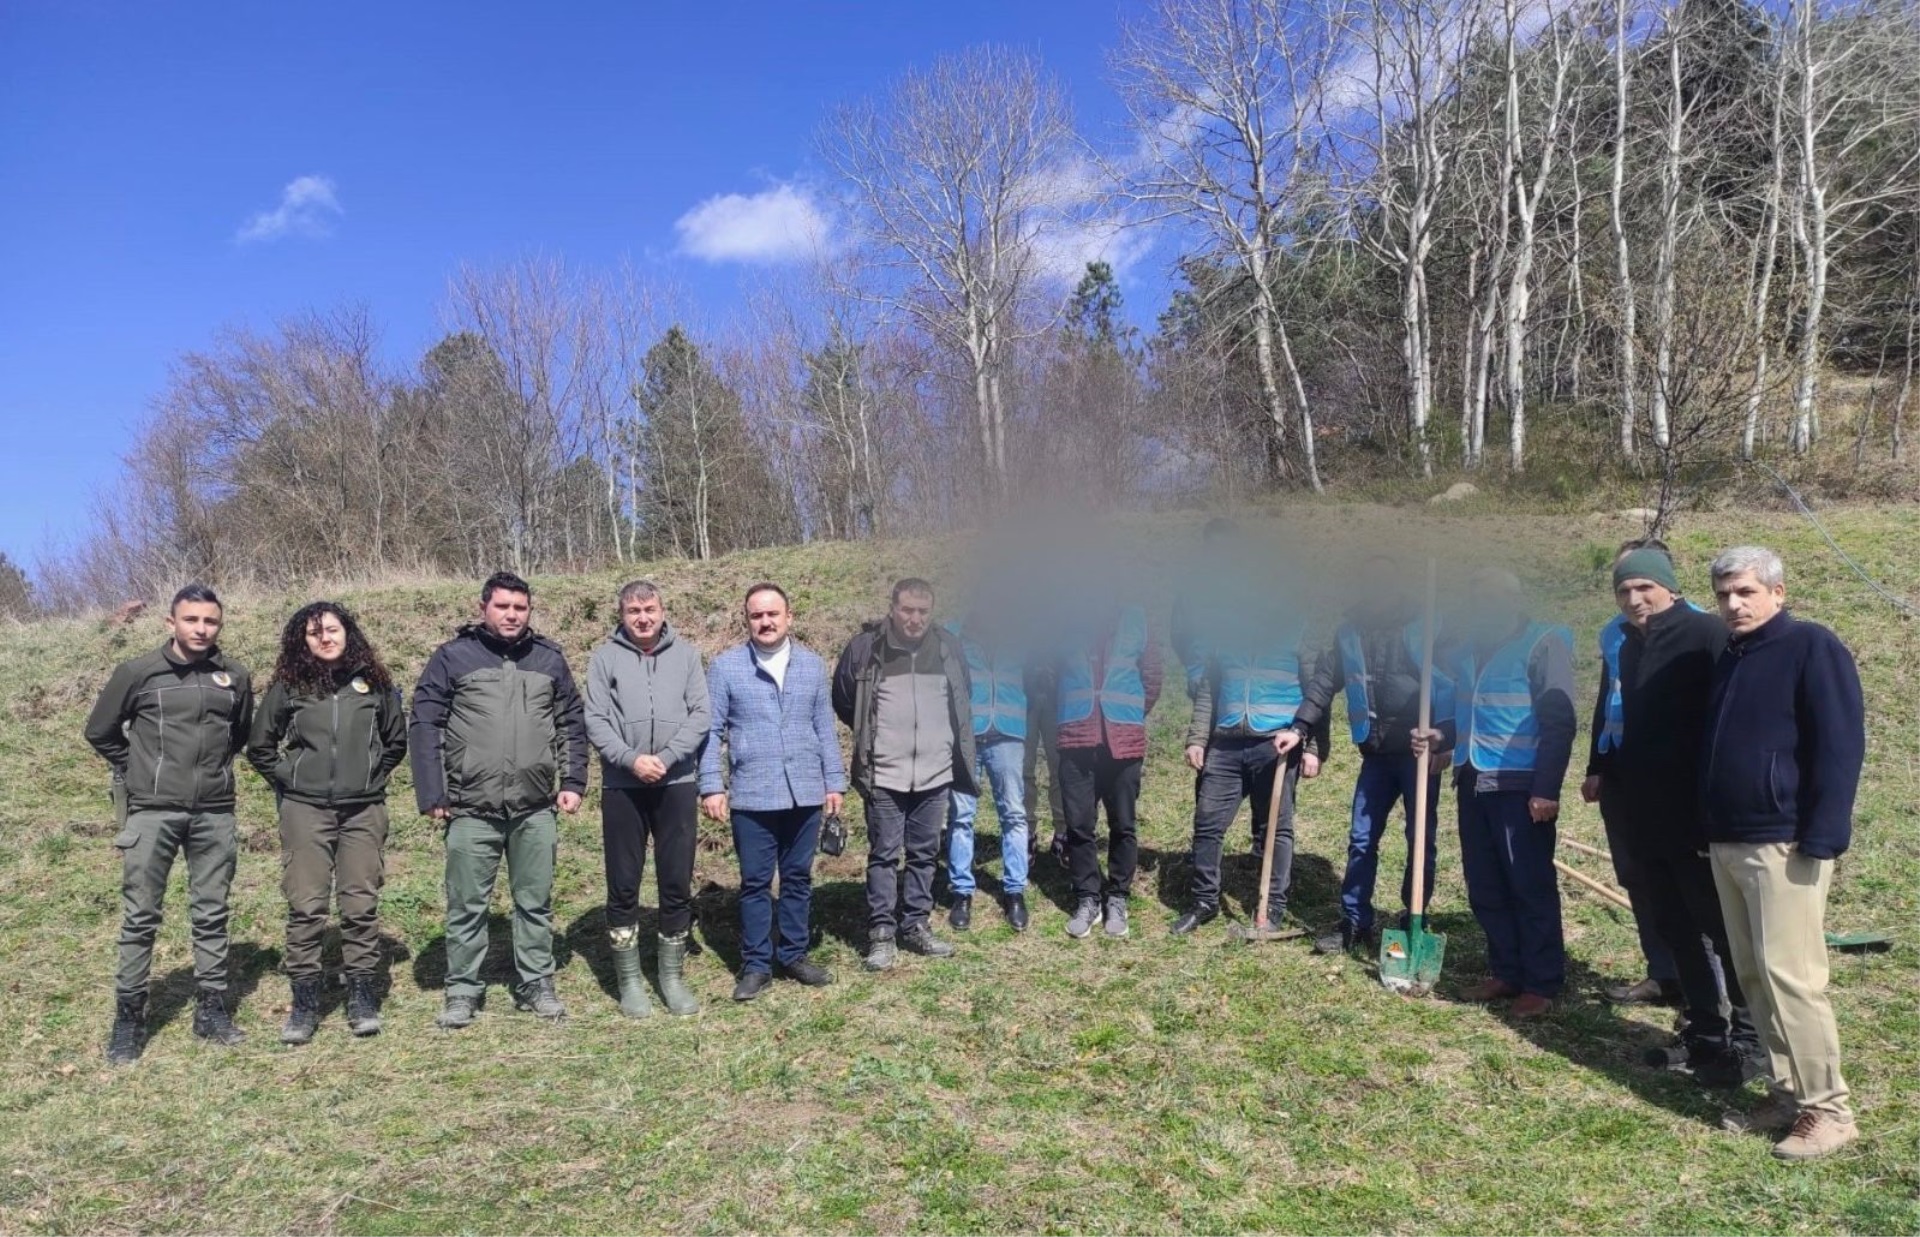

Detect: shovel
[1381, 557, 1446, 995]
[1825, 930, 1893, 952]
[1228, 767, 1305, 943]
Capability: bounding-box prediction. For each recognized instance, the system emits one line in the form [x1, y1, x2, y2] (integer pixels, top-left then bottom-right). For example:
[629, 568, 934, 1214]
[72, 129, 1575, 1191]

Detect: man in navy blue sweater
[1702, 546, 1865, 1161]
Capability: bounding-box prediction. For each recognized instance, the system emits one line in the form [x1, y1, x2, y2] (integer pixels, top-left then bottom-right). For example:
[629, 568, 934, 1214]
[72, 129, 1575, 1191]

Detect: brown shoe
[1772, 1110, 1859, 1161]
[1722, 1092, 1798, 1135]
[1509, 993, 1554, 1019]
[1461, 978, 1520, 1003]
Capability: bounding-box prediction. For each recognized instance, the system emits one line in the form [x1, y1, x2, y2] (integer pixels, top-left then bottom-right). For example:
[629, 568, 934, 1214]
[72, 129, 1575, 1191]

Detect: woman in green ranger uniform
[248, 602, 407, 1044]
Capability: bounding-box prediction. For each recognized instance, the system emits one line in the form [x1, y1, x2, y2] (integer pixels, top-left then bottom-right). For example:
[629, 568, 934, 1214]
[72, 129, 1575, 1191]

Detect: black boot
[105, 993, 147, 1066]
[193, 988, 246, 1047]
[1170, 904, 1218, 936]
[1313, 922, 1356, 955]
[948, 895, 973, 932]
[280, 977, 323, 1045]
[345, 974, 383, 1037]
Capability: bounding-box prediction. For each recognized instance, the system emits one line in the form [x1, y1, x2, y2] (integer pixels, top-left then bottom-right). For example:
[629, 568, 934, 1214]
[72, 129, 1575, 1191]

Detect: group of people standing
[82, 532, 1866, 1162]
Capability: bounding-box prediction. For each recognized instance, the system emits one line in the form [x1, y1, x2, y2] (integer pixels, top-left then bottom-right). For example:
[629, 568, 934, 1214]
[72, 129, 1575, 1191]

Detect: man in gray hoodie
[584, 579, 712, 1018]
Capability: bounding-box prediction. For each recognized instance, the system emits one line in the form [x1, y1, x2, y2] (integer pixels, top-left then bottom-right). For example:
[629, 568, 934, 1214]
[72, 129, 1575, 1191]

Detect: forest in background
[14, 0, 1920, 615]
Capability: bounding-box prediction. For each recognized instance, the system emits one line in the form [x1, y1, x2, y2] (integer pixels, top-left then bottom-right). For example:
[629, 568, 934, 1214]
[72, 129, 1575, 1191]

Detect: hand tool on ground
[1229, 765, 1305, 943]
[1381, 558, 1446, 994]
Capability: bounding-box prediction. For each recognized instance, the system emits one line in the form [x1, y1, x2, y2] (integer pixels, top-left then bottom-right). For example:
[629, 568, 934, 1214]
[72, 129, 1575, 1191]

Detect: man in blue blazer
[700, 582, 848, 1002]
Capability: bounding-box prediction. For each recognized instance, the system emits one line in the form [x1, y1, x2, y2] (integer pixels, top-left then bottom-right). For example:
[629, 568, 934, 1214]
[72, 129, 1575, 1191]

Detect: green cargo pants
[113, 809, 239, 998]
[279, 799, 390, 979]
[443, 809, 558, 999]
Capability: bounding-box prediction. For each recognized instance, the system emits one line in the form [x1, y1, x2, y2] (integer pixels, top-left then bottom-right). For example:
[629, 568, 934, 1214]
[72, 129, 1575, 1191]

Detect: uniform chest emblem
[210, 671, 233, 688]
[350, 677, 371, 694]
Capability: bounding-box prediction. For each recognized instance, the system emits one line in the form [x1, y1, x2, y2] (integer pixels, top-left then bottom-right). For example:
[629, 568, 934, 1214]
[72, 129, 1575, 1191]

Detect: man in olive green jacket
[84, 584, 254, 1064]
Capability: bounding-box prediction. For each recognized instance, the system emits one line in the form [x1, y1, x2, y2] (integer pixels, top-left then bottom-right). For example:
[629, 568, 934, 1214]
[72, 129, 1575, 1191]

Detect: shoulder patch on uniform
[350, 677, 371, 694]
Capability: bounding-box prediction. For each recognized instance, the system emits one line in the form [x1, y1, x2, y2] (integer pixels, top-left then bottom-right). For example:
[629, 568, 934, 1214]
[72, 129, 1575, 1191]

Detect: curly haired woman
[247, 601, 407, 1043]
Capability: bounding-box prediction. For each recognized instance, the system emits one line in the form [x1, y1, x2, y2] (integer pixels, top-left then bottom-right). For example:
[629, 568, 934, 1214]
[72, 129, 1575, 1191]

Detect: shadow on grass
[148, 940, 277, 1035]
[409, 913, 577, 992]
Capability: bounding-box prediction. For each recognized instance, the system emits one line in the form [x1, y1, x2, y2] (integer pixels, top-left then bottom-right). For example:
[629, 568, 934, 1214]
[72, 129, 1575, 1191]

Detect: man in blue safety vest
[1292, 556, 1453, 955]
[1413, 568, 1577, 1019]
[941, 608, 1037, 932]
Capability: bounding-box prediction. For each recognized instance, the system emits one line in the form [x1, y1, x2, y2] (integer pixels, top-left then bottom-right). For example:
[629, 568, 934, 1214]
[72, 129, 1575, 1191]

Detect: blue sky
[0, 0, 1161, 571]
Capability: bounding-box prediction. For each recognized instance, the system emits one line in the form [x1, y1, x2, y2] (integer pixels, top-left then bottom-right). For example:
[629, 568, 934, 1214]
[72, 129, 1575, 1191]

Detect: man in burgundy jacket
[1050, 601, 1163, 940]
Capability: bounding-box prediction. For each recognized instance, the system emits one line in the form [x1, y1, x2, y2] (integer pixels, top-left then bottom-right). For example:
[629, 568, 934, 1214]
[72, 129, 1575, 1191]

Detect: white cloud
[1029, 215, 1157, 287]
[674, 183, 832, 263]
[235, 175, 342, 244]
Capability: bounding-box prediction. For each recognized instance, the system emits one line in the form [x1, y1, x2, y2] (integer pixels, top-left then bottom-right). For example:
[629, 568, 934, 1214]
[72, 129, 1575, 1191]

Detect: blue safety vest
[944, 620, 1027, 741]
[1337, 619, 1453, 745]
[1212, 620, 1306, 734]
[1453, 622, 1573, 772]
[1596, 602, 1709, 753]
[1058, 607, 1148, 727]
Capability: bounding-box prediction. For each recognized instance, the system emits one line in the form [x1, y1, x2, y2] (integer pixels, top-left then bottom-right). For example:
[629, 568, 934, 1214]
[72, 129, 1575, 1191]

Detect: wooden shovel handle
[1554, 858, 1633, 910]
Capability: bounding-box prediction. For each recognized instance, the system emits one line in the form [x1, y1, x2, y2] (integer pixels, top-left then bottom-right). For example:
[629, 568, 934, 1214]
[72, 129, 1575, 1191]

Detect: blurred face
[746, 589, 791, 650]
[890, 589, 934, 642]
[622, 593, 665, 646]
[1714, 570, 1785, 636]
[1357, 558, 1401, 610]
[305, 611, 348, 663]
[1614, 578, 1676, 630]
[481, 588, 532, 641]
[166, 600, 223, 657]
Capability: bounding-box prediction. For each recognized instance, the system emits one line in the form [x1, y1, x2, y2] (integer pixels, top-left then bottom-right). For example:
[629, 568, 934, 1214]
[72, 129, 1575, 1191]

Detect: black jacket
[1294, 598, 1433, 757]
[832, 621, 978, 798]
[84, 643, 253, 813]
[1701, 610, 1865, 859]
[409, 624, 588, 818]
[247, 665, 408, 809]
[1585, 603, 1723, 851]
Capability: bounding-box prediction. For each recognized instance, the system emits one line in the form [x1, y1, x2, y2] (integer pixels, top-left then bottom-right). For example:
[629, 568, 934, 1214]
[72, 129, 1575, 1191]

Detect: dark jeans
[1598, 786, 1678, 983]
[602, 783, 698, 936]
[865, 785, 950, 933]
[279, 799, 389, 978]
[731, 806, 821, 974]
[1339, 751, 1440, 934]
[1457, 788, 1565, 998]
[1060, 746, 1142, 900]
[1644, 844, 1754, 1051]
[1190, 735, 1297, 913]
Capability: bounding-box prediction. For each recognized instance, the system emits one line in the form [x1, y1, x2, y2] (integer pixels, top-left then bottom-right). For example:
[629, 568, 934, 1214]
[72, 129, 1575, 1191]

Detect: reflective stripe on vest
[1597, 601, 1709, 754]
[1214, 624, 1304, 734]
[1058, 607, 1148, 727]
[945, 621, 1027, 741]
[1453, 622, 1573, 772]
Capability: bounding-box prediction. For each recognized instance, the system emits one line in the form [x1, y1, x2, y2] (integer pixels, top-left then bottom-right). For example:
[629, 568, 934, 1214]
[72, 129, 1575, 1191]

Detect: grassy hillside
[1, 504, 1914, 1235]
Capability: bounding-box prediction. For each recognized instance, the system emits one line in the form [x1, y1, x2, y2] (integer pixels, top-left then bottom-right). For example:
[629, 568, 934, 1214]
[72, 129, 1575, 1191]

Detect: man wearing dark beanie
[1583, 542, 1759, 1089]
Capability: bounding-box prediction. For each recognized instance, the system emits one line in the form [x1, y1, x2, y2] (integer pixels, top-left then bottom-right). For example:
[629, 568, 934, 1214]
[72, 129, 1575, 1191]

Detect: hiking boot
[948, 895, 973, 932]
[1508, 993, 1554, 1019]
[609, 931, 655, 1020]
[900, 924, 956, 957]
[192, 989, 246, 1046]
[1461, 978, 1521, 1003]
[345, 975, 382, 1037]
[1002, 892, 1030, 932]
[105, 993, 147, 1066]
[1313, 922, 1357, 955]
[1722, 1092, 1798, 1135]
[280, 977, 323, 1045]
[865, 929, 898, 972]
[1641, 1032, 1689, 1069]
[656, 933, 700, 1016]
[1170, 904, 1218, 936]
[513, 976, 567, 1021]
[732, 971, 772, 1002]
[1772, 1110, 1859, 1161]
[436, 993, 482, 1029]
[780, 958, 835, 987]
[1689, 1041, 1748, 1090]
[1103, 897, 1130, 938]
[1065, 897, 1101, 939]
[1606, 976, 1681, 1005]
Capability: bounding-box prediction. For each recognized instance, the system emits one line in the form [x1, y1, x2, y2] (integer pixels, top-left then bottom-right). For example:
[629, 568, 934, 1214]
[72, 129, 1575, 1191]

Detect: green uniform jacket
[246, 665, 409, 808]
[84, 642, 254, 812]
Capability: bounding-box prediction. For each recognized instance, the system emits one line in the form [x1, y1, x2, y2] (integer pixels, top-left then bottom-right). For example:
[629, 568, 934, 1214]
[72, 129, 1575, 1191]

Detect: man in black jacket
[1295, 558, 1448, 955]
[411, 571, 588, 1029]
[84, 583, 254, 1063]
[833, 578, 977, 969]
[1581, 548, 1757, 1086]
[1702, 546, 1865, 1161]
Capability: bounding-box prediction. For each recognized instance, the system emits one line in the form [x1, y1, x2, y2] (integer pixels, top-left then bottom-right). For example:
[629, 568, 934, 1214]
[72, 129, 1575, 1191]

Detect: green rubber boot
[656, 932, 701, 1017]
[610, 931, 654, 1020]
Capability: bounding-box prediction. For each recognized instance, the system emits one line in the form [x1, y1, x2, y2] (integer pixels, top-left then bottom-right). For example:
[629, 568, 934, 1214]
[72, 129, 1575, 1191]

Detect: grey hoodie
[585, 620, 712, 788]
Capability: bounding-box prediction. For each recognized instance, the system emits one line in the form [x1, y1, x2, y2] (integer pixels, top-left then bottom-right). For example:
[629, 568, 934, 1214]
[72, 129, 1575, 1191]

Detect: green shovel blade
[1380, 914, 1447, 994]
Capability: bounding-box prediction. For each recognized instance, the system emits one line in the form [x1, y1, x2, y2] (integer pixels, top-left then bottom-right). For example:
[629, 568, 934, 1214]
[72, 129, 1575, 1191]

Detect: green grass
[1, 505, 1915, 1234]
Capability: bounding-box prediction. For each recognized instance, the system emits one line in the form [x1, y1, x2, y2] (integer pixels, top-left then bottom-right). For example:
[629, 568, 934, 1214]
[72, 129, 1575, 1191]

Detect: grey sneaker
[865, 931, 898, 972]
[1103, 897, 1130, 938]
[1066, 897, 1101, 939]
[513, 976, 567, 1021]
[436, 994, 481, 1030]
[899, 924, 956, 957]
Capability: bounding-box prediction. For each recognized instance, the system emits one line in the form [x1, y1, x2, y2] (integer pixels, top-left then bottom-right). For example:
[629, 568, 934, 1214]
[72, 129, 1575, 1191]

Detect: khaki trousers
[1710, 841, 1853, 1119]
